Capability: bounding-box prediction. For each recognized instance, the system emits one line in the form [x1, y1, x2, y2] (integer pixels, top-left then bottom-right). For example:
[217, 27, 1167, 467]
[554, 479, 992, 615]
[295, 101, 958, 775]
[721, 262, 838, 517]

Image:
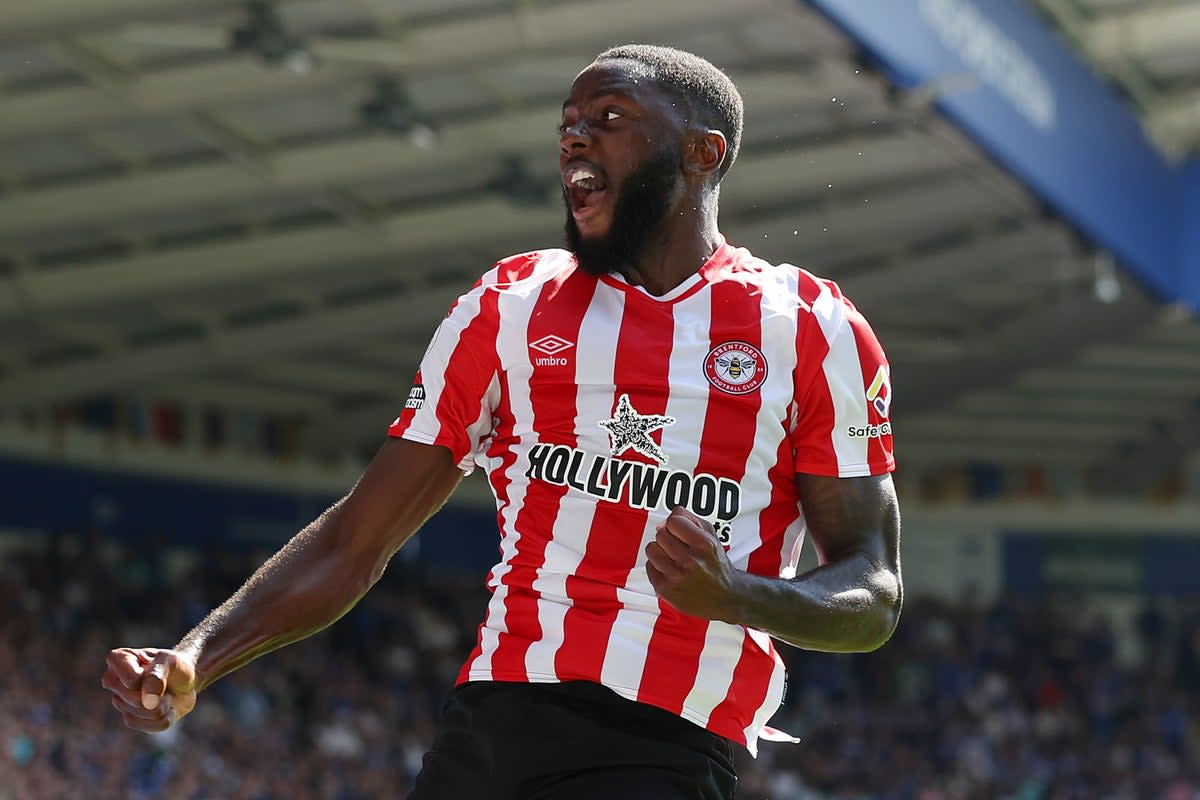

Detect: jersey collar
[597, 236, 736, 304]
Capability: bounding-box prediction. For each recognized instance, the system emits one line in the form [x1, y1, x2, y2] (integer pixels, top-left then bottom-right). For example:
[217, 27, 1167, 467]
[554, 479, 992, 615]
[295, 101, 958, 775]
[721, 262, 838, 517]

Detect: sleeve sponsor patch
[404, 385, 425, 410]
[866, 365, 891, 418]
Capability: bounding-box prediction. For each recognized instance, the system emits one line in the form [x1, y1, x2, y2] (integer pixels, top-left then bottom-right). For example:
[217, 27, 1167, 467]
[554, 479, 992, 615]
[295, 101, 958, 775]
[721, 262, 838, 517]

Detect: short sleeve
[790, 280, 895, 478]
[387, 278, 501, 475]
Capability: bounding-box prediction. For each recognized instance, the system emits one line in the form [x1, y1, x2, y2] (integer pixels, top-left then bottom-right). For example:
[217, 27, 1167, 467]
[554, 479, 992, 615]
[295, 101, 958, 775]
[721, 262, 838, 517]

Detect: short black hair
[594, 44, 744, 178]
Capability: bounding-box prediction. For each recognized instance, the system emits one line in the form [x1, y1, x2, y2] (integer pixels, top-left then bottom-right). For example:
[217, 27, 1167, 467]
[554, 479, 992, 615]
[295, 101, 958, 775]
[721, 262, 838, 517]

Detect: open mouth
[563, 162, 610, 221]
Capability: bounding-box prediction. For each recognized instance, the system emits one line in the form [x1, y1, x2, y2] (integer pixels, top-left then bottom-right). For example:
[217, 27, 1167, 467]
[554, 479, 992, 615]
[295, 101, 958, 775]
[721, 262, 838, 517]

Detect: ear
[682, 130, 727, 179]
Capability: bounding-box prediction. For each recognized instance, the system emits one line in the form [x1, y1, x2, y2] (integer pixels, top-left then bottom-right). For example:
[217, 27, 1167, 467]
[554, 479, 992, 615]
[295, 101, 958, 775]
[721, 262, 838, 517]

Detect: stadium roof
[0, 0, 1197, 491]
[1030, 0, 1200, 160]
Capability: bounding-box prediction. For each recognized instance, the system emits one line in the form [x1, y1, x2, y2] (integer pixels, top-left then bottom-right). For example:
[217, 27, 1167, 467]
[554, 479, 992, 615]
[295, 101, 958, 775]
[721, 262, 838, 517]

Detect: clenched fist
[101, 648, 197, 733]
[644, 507, 745, 623]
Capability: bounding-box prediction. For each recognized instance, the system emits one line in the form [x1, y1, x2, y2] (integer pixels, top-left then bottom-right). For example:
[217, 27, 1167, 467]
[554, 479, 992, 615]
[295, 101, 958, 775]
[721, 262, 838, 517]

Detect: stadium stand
[4, 527, 1200, 799]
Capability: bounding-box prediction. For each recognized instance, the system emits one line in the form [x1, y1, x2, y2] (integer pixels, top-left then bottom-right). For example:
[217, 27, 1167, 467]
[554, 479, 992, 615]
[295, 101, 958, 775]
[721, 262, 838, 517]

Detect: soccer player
[102, 45, 902, 799]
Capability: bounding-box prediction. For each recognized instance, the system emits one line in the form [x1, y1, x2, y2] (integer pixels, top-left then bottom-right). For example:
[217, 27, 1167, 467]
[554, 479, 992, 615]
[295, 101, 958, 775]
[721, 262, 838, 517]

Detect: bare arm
[102, 437, 463, 729]
[178, 437, 463, 689]
[728, 473, 901, 651]
[645, 473, 902, 653]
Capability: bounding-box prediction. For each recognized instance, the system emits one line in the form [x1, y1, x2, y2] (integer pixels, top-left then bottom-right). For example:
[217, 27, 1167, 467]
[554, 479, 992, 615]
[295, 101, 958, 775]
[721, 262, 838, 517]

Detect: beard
[564, 147, 680, 277]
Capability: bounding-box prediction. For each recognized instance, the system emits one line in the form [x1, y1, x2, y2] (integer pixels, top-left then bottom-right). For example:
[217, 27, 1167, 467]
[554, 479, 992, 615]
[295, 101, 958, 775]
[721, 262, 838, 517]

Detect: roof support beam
[252, 359, 421, 396]
[1092, 400, 1200, 495]
[0, 0, 255, 46]
[0, 197, 560, 319]
[0, 61, 875, 237]
[1145, 87, 1200, 156]
[848, 224, 1075, 308]
[899, 273, 1159, 416]
[42, 34, 380, 241]
[1087, 4, 1200, 64]
[0, 173, 1051, 416]
[0, 0, 785, 140]
[0, 163, 982, 320]
[0, 109, 560, 237]
[0, 288, 460, 409]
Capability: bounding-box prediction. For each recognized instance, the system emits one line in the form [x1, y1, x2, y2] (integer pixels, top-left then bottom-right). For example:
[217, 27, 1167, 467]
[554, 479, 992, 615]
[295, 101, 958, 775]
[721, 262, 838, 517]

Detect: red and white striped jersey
[388, 237, 894, 753]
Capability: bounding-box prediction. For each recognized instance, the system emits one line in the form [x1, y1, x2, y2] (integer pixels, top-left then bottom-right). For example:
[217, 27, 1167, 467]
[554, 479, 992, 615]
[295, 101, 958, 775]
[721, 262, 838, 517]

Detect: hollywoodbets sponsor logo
[525, 443, 741, 544]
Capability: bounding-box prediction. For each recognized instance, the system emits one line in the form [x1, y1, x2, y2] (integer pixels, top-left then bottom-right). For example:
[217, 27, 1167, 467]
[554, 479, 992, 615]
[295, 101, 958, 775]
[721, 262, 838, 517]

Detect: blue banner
[1005, 532, 1200, 596]
[0, 456, 497, 569]
[1183, 159, 1200, 307]
[805, 0, 1188, 307]
[0, 456, 332, 547]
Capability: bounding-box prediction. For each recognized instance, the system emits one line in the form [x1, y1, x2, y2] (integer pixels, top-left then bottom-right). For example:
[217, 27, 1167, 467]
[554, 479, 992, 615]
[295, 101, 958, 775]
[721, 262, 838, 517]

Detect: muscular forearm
[646, 476, 903, 652]
[727, 553, 901, 653]
[170, 439, 462, 693]
[175, 499, 380, 692]
[100, 439, 461, 734]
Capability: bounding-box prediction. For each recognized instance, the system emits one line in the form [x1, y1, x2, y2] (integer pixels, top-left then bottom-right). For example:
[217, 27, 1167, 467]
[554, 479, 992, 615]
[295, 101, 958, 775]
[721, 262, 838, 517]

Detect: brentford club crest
[704, 341, 767, 395]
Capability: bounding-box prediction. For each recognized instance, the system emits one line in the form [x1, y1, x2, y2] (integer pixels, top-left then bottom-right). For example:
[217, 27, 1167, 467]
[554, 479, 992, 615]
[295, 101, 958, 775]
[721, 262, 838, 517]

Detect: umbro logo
[530, 335, 574, 356]
[529, 334, 574, 366]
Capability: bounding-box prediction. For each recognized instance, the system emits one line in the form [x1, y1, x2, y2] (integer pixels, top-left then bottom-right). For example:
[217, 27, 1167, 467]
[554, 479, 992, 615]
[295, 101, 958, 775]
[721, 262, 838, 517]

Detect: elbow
[859, 574, 903, 652]
[857, 599, 901, 652]
[834, 605, 899, 654]
[834, 568, 901, 653]
[799, 575, 902, 654]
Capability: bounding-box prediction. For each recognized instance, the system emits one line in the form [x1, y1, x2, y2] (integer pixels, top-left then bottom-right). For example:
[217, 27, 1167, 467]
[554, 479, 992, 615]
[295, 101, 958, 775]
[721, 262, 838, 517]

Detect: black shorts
[408, 680, 738, 800]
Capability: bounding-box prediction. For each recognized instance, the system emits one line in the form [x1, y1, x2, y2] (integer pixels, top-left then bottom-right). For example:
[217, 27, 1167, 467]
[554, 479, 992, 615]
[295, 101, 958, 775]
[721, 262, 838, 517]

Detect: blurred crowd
[4, 528, 1200, 800]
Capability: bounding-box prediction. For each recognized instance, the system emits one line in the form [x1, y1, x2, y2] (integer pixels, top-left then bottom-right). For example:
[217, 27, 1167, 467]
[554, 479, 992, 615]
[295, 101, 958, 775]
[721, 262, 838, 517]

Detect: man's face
[558, 61, 686, 275]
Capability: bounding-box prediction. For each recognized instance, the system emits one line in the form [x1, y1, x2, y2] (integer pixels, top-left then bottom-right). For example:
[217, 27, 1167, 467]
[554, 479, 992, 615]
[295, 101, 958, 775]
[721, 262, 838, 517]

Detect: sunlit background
[2, 1, 1200, 798]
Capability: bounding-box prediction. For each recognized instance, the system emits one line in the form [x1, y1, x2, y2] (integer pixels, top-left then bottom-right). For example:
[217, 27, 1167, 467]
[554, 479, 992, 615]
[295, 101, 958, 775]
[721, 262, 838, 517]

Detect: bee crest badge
[703, 341, 767, 395]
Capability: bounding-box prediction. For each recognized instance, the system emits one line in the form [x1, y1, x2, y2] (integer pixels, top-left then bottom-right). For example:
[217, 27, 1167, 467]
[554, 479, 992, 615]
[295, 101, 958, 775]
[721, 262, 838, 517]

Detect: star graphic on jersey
[597, 393, 676, 465]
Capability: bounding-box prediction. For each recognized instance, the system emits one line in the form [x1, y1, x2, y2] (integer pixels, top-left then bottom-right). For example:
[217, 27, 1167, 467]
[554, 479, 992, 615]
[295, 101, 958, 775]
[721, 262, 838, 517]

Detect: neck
[621, 191, 722, 296]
